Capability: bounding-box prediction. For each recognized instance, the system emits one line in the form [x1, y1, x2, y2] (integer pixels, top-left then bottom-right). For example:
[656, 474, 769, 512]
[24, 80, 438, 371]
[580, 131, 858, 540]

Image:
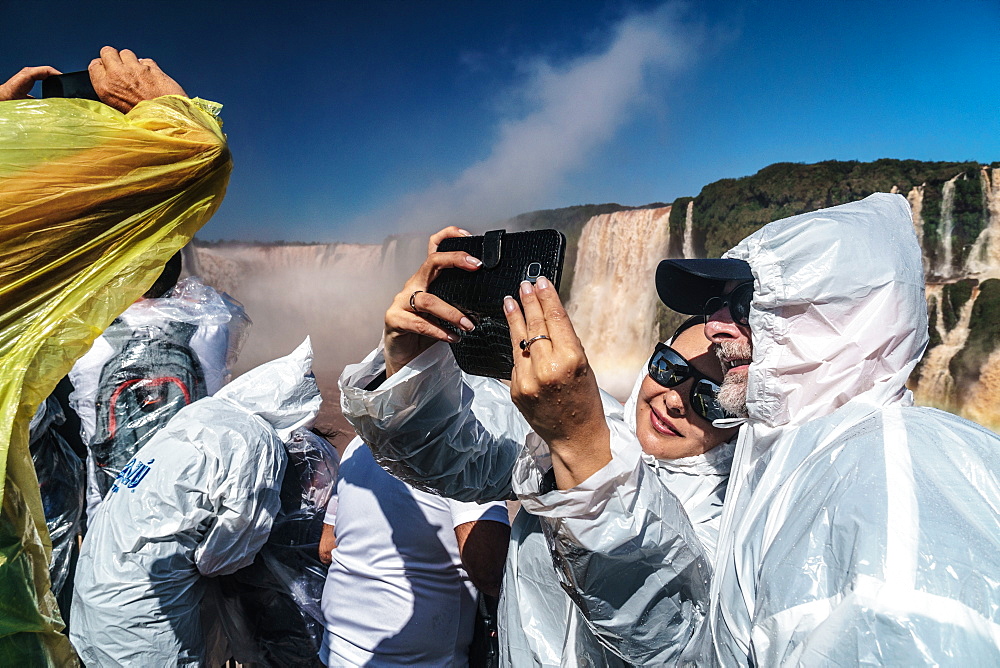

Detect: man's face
[705, 280, 754, 418]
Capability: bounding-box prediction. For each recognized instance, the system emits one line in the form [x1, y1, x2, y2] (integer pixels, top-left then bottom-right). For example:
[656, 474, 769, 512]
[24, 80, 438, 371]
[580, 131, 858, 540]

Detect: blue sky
[5, 0, 999, 242]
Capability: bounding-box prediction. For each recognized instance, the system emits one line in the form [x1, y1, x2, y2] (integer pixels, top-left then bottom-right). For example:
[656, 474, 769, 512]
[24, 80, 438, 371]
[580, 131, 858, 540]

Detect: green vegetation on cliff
[680, 159, 985, 262]
[667, 197, 694, 258]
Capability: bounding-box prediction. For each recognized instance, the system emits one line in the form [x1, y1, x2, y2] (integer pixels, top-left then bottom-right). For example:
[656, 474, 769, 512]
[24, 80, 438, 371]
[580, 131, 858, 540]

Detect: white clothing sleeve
[448, 499, 510, 529]
[513, 414, 712, 666]
[324, 490, 338, 526]
[339, 343, 530, 502]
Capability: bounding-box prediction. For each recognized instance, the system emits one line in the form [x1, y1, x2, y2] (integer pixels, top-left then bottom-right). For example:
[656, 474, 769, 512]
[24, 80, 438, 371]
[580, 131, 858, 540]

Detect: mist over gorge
[191, 159, 1000, 433]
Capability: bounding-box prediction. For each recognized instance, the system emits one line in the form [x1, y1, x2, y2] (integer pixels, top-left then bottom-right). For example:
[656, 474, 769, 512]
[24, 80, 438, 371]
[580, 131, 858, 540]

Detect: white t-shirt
[321, 437, 509, 667]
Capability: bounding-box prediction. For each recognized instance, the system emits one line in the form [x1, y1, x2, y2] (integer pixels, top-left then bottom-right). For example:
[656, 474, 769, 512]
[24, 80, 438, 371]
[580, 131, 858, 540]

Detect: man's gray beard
[715, 340, 752, 418]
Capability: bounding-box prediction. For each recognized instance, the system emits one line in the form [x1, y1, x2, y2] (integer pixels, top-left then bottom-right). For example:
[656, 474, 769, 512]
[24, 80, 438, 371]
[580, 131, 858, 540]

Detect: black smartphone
[41, 71, 100, 101]
[428, 228, 566, 379]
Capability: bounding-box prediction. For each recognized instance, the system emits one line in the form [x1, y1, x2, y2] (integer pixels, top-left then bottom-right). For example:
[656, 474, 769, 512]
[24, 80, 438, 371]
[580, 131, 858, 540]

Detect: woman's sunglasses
[703, 281, 754, 326]
[647, 343, 731, 423]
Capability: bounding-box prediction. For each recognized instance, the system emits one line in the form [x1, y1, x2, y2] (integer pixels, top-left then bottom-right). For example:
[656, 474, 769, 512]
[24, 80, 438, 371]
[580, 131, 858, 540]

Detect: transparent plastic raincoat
[69, 276, 250, 516]
[339, 339, 735, 666]
[522, 194, 1000, 665]
[205, 427, 340, 667]
[28, 398, 85, 603]
[71, 339, 321, 667]
[0, 94, 230, 664]
[685, 193, 1000, 665]
[512, 369, 734, 665]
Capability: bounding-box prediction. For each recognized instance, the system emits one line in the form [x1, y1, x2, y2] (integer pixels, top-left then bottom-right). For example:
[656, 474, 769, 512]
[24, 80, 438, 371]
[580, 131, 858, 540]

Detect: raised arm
[503, 278, 715, 664]
[503, 276, 611, 489]
[340, 229, 529, 502]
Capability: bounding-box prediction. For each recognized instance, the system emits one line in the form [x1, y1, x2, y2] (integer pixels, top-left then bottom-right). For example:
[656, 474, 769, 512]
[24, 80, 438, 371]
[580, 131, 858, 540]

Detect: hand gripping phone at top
[428, 229, 566, 379]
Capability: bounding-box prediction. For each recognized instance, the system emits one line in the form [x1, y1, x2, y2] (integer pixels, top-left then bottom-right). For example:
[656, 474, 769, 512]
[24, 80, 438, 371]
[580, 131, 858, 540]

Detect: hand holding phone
[0, 66, 61, 101]
[429, 228, 566, 379]
[382, 227, 483, 378]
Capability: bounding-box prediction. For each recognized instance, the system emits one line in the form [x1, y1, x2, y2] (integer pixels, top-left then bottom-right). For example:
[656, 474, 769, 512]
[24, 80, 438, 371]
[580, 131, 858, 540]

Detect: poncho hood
[724, 193, 927, 432]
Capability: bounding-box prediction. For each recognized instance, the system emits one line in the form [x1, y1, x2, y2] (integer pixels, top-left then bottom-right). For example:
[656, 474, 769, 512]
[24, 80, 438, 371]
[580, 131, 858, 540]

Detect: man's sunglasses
[703, 281, 754, 326]
[647, 343, 731, 423]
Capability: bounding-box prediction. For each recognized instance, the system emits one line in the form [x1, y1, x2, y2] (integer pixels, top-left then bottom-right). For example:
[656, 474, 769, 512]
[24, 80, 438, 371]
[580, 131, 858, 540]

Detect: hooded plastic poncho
[683, 193, 1000, 665]
[71, 339, 321, 667]
[530, 194, 1000, 665]
[0, 94, 230, 664]
[339, 339, 735, 666]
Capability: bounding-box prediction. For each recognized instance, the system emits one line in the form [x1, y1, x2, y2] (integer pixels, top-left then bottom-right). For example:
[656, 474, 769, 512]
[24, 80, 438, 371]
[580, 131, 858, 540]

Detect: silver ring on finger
[519, 334, 551, 352]
[409, 290, 425, 313]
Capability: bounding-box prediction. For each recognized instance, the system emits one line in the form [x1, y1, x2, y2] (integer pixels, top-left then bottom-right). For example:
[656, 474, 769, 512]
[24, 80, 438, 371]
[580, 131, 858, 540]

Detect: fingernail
[447, 332, 460, 342]
[458, 228, 472, 236]
[460, 317, 475, 331]
[536, 276, 550, 290]
[466, 256, 482, 267]
[520, 281, 533, 295]
[504, 296, 516, 313]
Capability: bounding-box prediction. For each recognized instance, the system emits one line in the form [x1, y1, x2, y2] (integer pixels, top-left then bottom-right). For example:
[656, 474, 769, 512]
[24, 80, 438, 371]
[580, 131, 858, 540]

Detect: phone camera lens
[526, 262, 542, 281]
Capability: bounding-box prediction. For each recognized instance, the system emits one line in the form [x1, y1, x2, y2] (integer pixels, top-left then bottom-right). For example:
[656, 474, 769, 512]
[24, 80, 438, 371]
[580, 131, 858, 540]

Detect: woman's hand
[383, 226, 483, 376]
[503, 276, 611, 489]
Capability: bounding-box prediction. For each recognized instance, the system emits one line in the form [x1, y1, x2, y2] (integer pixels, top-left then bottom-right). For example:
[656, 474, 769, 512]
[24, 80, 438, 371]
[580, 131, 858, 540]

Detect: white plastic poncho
[71, 339, 321, 667]
[677, 193, 1000, 665]
[340, 339, 734, 666]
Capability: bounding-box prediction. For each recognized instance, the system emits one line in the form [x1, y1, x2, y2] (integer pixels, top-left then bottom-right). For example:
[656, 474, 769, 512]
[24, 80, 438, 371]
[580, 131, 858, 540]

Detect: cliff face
[191, 159, 999, 431]
[551, 160, 1000, 425]
[670, 161, 1000, 426]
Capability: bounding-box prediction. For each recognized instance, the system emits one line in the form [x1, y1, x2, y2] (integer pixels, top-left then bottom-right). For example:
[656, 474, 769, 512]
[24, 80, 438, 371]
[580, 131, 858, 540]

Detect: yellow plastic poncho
[0, 94, 231, 665]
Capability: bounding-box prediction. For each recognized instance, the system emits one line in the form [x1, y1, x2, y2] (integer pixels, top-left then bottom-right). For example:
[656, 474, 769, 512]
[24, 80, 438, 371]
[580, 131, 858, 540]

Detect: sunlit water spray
[188, 240, 425, 438]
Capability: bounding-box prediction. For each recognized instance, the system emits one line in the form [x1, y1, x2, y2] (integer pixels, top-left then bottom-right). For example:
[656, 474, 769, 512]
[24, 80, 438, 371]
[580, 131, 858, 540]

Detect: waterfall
[936, 175, 960, 278]
[914, 283, 980, 407]
[906, 185, 927, 272]
[964, 347, 1000, 431]
[682, 200, 696, 259]
[567, 207, 671, 400]
[965, 166, 1000, 278]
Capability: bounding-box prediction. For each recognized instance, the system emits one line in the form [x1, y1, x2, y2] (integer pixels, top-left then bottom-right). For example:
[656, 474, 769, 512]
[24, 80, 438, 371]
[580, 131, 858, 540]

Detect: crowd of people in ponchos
[6, 51, 1000, 668]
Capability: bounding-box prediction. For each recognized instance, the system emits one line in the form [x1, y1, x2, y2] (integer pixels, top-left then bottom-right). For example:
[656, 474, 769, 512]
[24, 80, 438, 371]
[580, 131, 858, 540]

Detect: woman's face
[635, 325, 739, 459]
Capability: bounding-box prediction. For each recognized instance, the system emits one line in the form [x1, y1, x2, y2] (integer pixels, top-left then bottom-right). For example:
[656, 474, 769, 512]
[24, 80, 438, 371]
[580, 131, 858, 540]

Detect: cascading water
[567, 207, 671, 400]
[964, 347, 1000, 430]
[907, 185, 927, 272]
[935, 175, 960, 278]
[965, 166, 1000, 278]
[914, 283, 980, 407]
[683, 200, 696, 259]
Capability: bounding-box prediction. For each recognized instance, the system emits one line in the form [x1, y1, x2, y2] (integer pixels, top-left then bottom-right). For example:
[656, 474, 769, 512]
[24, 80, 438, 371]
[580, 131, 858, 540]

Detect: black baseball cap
[655, 258, 753, 315]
